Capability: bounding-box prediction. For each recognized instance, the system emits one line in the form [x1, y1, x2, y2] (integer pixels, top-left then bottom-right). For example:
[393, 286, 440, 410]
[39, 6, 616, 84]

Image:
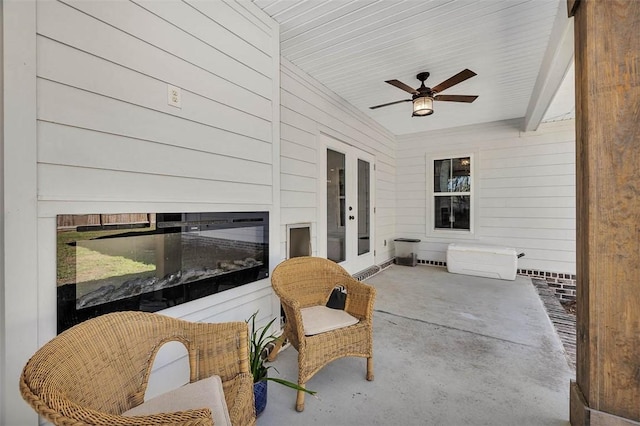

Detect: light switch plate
[167, 84, 182, 108]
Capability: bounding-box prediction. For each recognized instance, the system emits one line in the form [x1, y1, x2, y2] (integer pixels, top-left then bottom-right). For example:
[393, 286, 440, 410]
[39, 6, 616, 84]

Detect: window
[433, 157, 472, 231]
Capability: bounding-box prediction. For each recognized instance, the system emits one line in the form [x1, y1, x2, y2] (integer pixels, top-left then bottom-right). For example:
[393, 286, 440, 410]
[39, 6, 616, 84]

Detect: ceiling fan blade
[369, 99, 412, 109]
[385, 79, 419, 95]
[434, 94, 478, 103]
[431, 69, 477, 94]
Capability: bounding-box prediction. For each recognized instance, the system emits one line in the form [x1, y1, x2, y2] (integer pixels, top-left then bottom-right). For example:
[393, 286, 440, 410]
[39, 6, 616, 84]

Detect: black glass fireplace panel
[57, 212, 269, 333]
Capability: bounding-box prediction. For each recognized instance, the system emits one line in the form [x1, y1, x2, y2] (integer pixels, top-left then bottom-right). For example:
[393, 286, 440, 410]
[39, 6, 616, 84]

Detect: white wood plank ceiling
[251, 0, 574, 135]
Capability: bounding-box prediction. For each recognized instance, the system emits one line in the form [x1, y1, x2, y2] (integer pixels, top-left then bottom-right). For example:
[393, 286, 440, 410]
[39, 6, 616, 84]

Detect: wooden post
[569, 1, 640, 424]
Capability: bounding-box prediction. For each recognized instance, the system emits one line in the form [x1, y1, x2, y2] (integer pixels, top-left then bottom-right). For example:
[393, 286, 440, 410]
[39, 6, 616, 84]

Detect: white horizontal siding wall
[3, 1, 279, 424]
[280, 58, 396, 266]
[396, 118, 576, 275]
[36, 0, 274, 206]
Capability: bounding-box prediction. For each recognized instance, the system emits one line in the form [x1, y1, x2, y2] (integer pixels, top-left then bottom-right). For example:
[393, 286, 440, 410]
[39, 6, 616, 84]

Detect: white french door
[321, 135, 374, 274]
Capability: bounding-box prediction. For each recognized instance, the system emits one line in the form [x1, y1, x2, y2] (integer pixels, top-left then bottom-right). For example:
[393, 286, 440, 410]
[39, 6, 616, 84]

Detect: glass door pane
[357, 159, 370, 255]
[327, 149, 346, 262]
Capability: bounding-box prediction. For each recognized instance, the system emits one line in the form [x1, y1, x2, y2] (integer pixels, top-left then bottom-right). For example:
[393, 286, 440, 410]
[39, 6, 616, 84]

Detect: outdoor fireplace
[56, 211, 269, 333]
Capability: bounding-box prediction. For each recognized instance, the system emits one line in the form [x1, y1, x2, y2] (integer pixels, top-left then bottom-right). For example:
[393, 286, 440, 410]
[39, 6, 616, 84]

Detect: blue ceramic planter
[254, 380, 268, 416]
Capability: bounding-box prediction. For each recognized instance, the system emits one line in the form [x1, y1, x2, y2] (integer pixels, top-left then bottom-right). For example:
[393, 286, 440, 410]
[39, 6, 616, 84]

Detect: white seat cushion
[301, 305, 359, 336]
[122, 375, 231, 426]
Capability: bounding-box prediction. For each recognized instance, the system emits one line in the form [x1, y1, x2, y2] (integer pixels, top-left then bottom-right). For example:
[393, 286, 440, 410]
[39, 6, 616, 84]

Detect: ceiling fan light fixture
[412, 96, 434, 117]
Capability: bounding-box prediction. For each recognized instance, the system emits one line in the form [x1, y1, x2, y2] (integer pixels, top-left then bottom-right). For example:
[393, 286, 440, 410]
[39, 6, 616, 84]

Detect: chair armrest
[343, 279, 376, 321]
[278, 296, 307, 346]
[223, 372, 257, 426]
[20, 386, 215, 426]
[119, 409, 214, 425]
[278, 294, 302, 312]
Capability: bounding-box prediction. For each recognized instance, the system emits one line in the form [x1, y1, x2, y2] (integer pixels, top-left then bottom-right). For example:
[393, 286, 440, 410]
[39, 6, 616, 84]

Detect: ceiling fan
[370, 69, 478, 117]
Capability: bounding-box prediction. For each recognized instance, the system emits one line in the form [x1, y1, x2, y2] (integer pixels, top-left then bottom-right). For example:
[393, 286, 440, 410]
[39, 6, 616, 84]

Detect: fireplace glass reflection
[57, 212, 269, 333]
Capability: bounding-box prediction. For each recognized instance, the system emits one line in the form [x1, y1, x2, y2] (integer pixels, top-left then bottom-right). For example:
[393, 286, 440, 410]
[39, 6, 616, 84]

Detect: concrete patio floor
[257, 265, 574, 425]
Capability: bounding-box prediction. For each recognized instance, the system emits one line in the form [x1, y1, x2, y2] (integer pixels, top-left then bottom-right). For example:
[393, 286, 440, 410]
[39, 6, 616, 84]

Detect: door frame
[318, 133, 375, 274]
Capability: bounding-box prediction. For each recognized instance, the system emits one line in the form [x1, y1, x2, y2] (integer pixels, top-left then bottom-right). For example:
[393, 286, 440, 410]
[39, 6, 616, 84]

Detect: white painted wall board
[38, 84, 272, 163]
[397, 119, 575, 274]
[281, 207, 317, 225]
[38, 123, 272, 186]
[219, 0, 274, 36]
[281, 139, 316, 163]
[481, 174, 575, 189]
[392, 198, 425, 209]
[186, 1, 272, 54]
[37, 36, 272, 121]
[281, 157, 317, 178]
[481, 141, 575, 159]
[53, 0, 272, 98]
[397, 119, 574, 153]
[481, 186, 575, 198]
[397, 164, 425, 174]
[38, 79, 272, 143]
[480, 207, 575, 219]
[177, 284, 274, 325]
[377, 179, 399, 192]
[281, 174, 316, 193]
[476, 237, 575, 252]
[132, 0, 273, 74]
[281, 191, 317, 208]
[375, 160, 395, 176]
[396, 173, 426, 185]
[38, 164, 272, 204]
[478, 227, 575, 241]
[480, 197, 575, 208]
[2, 2, 39, 424]
[281, 123, 316, 148]
[375, 215, 396, 227]
[37, 217, 58, 347]
[481, 153, 576, 170]
[376, 176, 395, 189]
[480, 163, 574, 178]
[479, 217, 575, 230]
[281, 106, 318, 133]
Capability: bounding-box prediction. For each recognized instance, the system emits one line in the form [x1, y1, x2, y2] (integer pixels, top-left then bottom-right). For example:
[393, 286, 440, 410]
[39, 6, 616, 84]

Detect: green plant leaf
[247, 311, 316, 396]
[261, 377, 318, 396]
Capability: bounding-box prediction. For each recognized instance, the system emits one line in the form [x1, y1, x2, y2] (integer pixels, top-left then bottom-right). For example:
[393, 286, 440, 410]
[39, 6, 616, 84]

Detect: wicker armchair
[20, 311, 256, 426]
[268, 256, 376, 412]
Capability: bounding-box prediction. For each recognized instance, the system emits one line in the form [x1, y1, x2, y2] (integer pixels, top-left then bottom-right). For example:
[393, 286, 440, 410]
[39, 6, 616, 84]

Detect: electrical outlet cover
[167, 84, 182, 108]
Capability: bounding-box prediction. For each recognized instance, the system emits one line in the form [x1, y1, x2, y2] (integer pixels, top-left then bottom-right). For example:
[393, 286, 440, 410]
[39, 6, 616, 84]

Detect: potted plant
[247, 312, 316, 416]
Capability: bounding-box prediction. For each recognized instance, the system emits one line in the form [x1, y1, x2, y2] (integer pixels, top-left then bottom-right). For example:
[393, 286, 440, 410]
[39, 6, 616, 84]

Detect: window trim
[426, 152, 477, 238]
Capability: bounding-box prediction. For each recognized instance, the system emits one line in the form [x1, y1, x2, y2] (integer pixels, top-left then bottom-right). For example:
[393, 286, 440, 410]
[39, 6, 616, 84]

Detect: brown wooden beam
[570, 0, 640, 424]
[567, 0, 580, 17]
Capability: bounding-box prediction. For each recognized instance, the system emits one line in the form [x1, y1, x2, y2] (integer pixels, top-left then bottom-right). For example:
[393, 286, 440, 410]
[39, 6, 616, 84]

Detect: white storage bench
[446, 243, 522, 281]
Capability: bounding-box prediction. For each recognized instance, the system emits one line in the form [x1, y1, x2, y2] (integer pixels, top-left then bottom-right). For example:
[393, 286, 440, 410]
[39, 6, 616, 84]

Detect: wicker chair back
[20, 311, 256, 426]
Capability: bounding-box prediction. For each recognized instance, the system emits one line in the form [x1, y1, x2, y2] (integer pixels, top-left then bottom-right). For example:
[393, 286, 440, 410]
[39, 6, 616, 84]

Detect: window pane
[450, 157, 471, 192]
[327, 149, 346, 262]
[434, 157, 471, 193]
[434, 196, 470, 230]
[357, 159, 370, 255]
[433, 159, 450, 192]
